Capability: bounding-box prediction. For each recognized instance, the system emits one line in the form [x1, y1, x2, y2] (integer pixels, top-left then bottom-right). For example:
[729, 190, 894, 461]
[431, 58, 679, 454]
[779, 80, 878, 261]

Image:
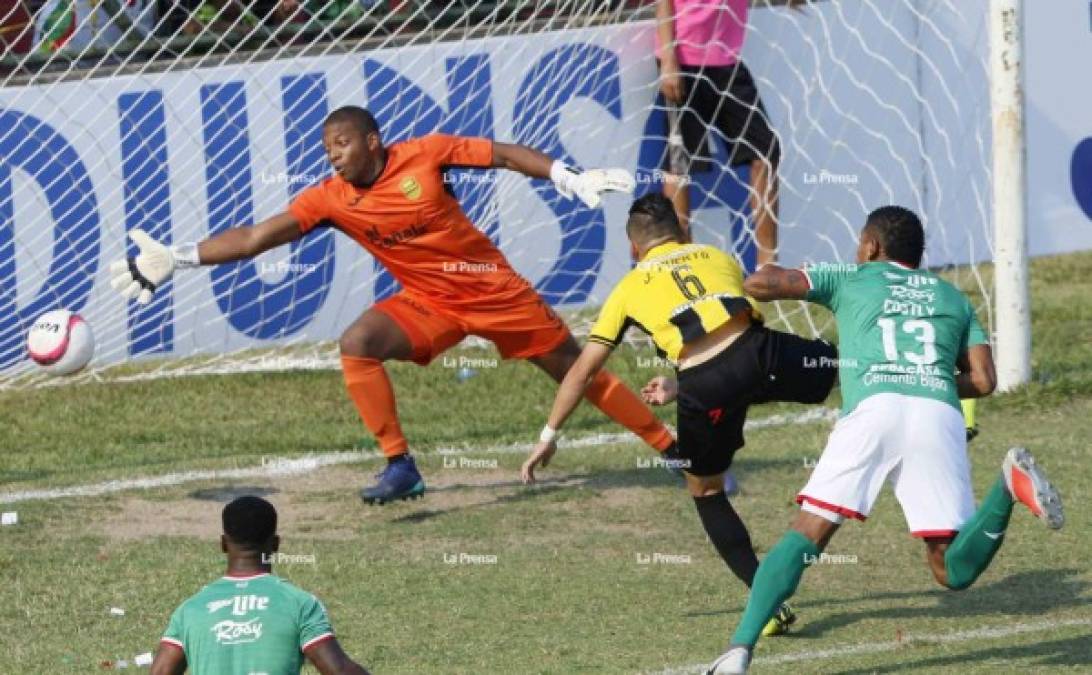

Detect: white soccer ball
[27, 309, 95, 376]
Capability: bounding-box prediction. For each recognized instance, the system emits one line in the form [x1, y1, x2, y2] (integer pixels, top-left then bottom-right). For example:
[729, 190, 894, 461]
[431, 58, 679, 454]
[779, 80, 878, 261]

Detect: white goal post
[989, 0, 1031, 391]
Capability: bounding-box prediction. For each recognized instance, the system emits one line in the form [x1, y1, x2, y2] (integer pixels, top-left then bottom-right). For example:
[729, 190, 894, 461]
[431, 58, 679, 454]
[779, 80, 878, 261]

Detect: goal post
[989, 0, 1032, 392]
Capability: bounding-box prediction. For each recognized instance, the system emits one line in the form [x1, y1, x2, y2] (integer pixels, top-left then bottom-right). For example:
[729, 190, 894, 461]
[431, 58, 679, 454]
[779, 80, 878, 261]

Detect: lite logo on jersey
[206, 595, 271, 616]
[211, 617, 264, 645]
[904, 274, 937, 287]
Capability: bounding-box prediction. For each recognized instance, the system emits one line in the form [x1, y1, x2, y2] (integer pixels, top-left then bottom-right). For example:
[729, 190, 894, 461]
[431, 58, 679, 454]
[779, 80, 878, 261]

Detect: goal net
[0, 0, 994, 389]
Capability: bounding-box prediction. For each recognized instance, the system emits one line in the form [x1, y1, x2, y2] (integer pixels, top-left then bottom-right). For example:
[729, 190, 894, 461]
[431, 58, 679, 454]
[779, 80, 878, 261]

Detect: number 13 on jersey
[878, 317, 937, 366]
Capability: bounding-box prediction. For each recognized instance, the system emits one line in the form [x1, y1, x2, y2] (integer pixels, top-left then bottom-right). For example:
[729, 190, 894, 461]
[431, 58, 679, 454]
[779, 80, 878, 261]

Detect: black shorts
[675, 325, 837, 477]
[663, 61, 781, 174]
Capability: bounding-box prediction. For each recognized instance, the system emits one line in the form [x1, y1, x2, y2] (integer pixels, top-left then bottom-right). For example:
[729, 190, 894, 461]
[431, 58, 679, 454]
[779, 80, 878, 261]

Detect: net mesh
[0, 0, 993, 389]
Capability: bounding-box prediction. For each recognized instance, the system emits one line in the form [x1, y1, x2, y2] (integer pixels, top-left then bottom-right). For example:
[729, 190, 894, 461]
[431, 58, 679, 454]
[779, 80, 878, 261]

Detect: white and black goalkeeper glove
[550, 160, 636, 208]
[109, 229, 199, 305]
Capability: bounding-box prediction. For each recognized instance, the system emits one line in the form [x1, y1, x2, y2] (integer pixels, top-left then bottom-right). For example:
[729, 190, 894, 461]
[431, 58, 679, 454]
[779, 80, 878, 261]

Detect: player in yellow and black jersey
[521, 194, 838, 637]
[584, 228, 760, 362]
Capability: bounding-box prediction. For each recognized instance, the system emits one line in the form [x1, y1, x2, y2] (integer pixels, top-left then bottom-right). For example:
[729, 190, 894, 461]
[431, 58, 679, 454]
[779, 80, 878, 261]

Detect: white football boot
[1003, 447, 1064, 530]
[706, 646, 751, 674]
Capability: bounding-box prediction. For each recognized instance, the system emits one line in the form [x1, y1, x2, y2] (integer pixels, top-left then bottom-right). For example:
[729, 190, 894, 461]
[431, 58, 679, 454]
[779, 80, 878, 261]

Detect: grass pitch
[1, 252, 1090, 673]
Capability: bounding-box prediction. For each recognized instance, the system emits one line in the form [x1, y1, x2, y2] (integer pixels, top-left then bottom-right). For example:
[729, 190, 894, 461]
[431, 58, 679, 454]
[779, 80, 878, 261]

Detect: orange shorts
[373, 286, 571, 365]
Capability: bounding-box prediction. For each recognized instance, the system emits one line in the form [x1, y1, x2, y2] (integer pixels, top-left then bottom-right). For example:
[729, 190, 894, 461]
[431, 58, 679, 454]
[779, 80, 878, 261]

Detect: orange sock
[340, 354, 409, 458]
[585, 370, 675, 451]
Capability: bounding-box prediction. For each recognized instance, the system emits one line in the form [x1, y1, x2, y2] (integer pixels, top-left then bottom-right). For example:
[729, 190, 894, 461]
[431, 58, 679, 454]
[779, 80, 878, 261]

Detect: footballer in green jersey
[705, 206, 1064, 674]
[151, 496, 369, 675]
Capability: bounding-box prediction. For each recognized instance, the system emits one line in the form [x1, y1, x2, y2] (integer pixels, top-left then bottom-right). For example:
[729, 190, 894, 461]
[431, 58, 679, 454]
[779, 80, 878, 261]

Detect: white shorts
[797, 393, 976, 538]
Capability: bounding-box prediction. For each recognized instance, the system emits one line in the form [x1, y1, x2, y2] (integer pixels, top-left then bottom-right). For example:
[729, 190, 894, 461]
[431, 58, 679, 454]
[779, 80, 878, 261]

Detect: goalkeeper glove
[109, 229, 200, 305]
[550, 160, 636, 208]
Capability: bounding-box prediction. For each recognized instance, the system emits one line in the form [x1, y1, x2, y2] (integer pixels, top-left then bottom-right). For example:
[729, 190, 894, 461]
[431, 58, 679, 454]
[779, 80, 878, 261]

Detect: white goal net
[0, 0, 994, 388]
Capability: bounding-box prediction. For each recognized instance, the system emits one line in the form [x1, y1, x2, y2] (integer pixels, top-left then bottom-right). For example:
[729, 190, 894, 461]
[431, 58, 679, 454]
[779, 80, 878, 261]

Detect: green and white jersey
[803, 261, 988, 415]
[161, 572, 334, 675]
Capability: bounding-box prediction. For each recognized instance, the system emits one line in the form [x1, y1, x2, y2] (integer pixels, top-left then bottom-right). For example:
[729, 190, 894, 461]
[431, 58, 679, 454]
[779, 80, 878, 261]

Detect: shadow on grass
[684, 568, 1088, 626]
[831, 631, 1092, 673]
[792, 568, 1089, 639]
[382, 458, 791, 524]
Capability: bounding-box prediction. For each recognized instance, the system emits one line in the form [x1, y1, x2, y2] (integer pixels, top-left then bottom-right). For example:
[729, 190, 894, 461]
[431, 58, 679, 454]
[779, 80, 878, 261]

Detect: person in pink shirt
[657, 0, 803, 267]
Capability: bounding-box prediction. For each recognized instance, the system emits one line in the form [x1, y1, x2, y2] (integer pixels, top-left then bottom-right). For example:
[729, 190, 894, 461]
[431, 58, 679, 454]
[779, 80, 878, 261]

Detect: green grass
[1, 251, 1090, 673]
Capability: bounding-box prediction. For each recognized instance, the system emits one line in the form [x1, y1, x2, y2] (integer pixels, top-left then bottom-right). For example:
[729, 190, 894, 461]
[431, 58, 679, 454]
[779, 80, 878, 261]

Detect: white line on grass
[647, 617, 1092, 674]
[0, 407, 837, 504]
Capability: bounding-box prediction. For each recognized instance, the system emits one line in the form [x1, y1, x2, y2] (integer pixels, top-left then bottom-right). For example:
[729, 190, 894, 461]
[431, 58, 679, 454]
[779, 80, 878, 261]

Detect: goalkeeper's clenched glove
[550, 160, 636, 208]
[108, 229, 200, 305]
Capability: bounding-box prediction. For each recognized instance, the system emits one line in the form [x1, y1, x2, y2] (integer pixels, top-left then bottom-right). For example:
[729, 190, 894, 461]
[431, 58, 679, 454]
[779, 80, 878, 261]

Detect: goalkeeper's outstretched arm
[109, 212, 302, 304]
[196, 212, 302, 264]
[491, 141, 636, 209]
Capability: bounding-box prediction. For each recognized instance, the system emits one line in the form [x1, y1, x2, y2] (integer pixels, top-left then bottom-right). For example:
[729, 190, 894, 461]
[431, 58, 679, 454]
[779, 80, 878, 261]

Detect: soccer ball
[27, 309, 95, 376]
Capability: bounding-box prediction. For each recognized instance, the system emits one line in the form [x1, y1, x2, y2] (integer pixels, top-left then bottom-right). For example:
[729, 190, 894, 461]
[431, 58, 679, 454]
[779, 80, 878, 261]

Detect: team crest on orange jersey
[400, 176, 422, 200]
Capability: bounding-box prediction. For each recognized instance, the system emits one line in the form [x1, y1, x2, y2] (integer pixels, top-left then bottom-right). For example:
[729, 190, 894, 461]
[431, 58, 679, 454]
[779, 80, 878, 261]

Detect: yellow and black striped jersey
[588, 242, 760, 362]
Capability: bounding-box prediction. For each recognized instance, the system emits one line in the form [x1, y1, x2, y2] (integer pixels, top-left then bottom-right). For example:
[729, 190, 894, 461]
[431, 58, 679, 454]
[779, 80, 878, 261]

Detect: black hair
[865, 205, 925, 268]
[323, 106, 380, 137]
[222, 495, 277, 549]
[627, 193, 685, 245]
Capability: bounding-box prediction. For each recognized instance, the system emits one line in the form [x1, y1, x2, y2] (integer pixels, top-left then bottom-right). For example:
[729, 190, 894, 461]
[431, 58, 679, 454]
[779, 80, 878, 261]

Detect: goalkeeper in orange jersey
[109, 105, 677, 504]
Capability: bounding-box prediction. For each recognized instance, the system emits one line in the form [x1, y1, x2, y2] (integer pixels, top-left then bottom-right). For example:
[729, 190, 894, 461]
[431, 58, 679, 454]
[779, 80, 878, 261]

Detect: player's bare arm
[196, 211, 303, 264]
[491, 140, 636, 208]
[742, 264, 810, 301]
[956, 344, 997, 398]
[491, 141, 554, 178]
[149, 643, 186, 675]
[306, 637, 371, 675]
[521, 341, 614, 484]
[109, 212, 303, 304]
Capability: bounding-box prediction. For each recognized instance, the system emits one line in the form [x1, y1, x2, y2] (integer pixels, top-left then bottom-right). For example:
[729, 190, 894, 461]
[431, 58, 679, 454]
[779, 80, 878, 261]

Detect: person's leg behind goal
[705, 62, 782, 268]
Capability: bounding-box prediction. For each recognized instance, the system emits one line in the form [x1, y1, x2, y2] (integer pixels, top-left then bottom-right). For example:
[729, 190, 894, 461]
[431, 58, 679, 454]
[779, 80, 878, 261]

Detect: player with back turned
[151, 496, 369, 675]
[705, 206, 1065, 674]
[109, 105, 678, 505]
[521, 193, 838, 637]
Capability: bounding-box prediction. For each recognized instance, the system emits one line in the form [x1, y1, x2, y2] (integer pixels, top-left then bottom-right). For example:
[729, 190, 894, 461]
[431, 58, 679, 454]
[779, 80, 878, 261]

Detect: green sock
[944, 476, 1014, 590]
[731, 530, 818, 648]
